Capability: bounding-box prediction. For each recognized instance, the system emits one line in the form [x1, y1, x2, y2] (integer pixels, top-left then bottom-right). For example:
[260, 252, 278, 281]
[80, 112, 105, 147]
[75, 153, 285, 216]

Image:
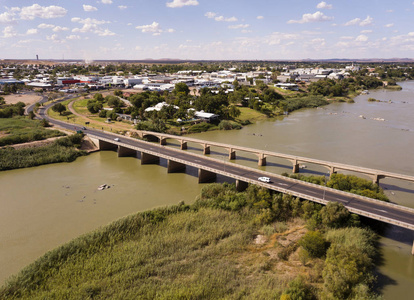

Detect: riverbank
[0, 133, 87, 171]
[0, 183, 380, 299]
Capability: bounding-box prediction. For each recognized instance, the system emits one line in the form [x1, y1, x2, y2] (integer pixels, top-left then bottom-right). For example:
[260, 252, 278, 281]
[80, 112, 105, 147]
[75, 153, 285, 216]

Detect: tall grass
[0, 184, 380, 299]
[0, 134, 86, 171]
[0, 117, 65, 146]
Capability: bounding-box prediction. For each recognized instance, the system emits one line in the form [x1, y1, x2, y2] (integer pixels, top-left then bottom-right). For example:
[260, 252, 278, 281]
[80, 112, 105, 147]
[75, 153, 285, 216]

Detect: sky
[0, 0, 414, 61]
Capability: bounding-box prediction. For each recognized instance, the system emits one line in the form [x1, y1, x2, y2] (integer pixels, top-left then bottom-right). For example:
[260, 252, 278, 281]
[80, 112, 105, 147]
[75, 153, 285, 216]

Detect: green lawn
[237, 107, 268, 122]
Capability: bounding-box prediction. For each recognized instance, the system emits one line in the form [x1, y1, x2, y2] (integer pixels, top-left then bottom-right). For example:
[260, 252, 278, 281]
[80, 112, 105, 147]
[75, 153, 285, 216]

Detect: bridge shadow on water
[381, 183, 414, 195]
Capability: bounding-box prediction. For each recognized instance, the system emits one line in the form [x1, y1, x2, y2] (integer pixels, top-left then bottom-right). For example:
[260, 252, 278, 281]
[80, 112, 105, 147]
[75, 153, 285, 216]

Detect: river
[1, 81, 414, 298]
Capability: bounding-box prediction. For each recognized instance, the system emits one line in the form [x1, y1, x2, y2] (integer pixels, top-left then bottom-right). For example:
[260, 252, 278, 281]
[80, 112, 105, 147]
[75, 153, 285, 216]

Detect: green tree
[228, 105, 241, 119]
[51, 103, 66, 115]
[114, 89, 123, 97]
[174, 82, 190, 96]
[322, 244, 373, 299]
[320, 202, 350, 229]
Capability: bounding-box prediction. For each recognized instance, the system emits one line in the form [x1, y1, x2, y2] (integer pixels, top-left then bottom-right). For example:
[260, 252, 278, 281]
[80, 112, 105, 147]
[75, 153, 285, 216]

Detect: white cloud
[83, 5, 98, 12]
[316, 2, 333, 9]
[97, 29, 115, 36]
[135, 22, 175, 35]
[385, 23, 394, 28]
[135, 46, 142, 51]
[53, 26, 69, 32]
[166, 0, 199, 8]
[228, 24, 250, 29]
[118, 6, 128, 10]
[205, 12, 238, 22]
[344, 18, 360, 26]
[101, 0, 113, 4]
[386, 9, 394, 13]
[0, 11, 17, 24]
[38, 23, 55, 29]
[136, 22, 162, 34]
[288, 11, 333, 24]
[360, 16, 373, 26]
[345, 16, 373, 26]
[355, 34, 368, 42]
[71, 17, 114, 36]
[205, 12, 216, 19]
[26, 28, 38, 35]
[2, 26, 16, 38]
[257, 16, 264, 20]
[241, 29, 252, 33]
[19, 4, 67, 20]
[361, 29, 373, 34]
[66, 35, 81, 40]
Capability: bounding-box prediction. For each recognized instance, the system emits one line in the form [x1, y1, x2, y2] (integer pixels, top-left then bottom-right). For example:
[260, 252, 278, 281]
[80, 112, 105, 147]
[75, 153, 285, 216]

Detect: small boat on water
[359, 115, 366, 119]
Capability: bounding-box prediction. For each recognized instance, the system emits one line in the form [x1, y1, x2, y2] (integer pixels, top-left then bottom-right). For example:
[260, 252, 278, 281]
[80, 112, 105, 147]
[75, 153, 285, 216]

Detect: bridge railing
[92, 133, 414, 221]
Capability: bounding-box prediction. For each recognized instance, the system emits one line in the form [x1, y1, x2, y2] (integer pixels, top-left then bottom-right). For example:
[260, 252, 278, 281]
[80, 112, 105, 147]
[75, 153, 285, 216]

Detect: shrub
[218, 120, 242, 130]
[320, 202, 350, 229]
[187, 122, 214, 133]
[299, 231, 327, 258]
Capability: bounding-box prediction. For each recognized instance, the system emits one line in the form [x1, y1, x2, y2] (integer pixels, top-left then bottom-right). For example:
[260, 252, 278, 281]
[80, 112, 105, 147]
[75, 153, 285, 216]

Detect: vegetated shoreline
[0, 133, 87, 171]
[0, 183, 383, 299]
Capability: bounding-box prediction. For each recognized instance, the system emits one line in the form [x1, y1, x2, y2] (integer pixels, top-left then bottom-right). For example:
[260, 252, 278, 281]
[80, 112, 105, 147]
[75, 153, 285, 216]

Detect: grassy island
[1, 183, 382, 299]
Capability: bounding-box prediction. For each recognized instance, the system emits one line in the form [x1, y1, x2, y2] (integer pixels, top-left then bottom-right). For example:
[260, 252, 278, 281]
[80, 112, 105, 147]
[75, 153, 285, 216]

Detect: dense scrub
[0, 117, 65, 146]
[0, 133, 86, 171]
[0, 183, 380, 299]
[283, 173, 389, 202]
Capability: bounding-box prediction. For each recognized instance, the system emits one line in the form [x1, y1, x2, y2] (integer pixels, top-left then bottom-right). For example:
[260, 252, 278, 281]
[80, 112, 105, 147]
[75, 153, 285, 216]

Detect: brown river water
[1, 81, 414, 298]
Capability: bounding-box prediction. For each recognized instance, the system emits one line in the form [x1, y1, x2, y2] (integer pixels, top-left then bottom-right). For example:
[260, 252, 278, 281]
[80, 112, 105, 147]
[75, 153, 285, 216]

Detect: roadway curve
[36, 99, 414, 231]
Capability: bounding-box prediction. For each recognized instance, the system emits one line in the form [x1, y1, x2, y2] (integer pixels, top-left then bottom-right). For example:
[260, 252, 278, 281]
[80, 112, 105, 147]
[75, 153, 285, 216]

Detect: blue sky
[1, 0, 414, 60]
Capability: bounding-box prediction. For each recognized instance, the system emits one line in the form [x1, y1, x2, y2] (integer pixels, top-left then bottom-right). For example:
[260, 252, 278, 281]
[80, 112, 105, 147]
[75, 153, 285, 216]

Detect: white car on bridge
[258, 176, 271, 183]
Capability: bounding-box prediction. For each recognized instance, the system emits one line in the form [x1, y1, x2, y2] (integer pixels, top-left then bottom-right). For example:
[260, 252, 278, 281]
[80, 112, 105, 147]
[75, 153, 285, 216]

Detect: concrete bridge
[133, 130, 414, 185]
[86, 132, 414, 235]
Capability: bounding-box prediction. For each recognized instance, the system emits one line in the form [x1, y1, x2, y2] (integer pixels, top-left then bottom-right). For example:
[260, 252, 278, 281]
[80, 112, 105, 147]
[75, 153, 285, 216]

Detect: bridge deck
[138, 130, 414, 183]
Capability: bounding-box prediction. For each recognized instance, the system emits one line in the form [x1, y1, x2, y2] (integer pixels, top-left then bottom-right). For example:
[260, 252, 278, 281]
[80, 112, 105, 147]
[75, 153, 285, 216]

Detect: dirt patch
[3, 136, 63, 150]
[3, 93, 42, 105]
[0, 131, 9, 138]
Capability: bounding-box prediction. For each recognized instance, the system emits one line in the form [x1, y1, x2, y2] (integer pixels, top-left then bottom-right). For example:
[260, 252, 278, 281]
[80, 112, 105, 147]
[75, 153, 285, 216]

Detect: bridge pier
[229, 149, 236, 160]
[329, 166, 337, 176]
[292, 160, 299, 173]
[141, 152, 160, 164]
[203, 145, 210, 155]
[160, 138, 167, 146]
[372, 174, 386, 184]
[98, 140, 118, 151]
[198, 169, 216, 183]
[118, 146, 137, 157]
[258, 153, 266, 166]
[167, 160, 186, 173]
[236, 180, 248, 192]
[180, 141, 187, 150]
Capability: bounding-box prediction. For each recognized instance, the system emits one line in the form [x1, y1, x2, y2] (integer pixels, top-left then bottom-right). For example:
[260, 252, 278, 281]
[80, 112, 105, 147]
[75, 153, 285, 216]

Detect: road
[36, 99, 414, 231]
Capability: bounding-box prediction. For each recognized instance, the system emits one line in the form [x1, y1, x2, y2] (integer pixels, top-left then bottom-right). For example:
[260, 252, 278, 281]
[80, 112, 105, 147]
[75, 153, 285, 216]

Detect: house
[194, 111, 219, 122]
[274, 83, 299, 91]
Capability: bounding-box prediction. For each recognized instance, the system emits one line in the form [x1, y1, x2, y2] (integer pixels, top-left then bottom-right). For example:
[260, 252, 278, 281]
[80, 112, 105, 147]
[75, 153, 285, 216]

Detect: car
[258, 176, 271, 183]
[114, 138, 120, 141]
[81, 127, 86, 130]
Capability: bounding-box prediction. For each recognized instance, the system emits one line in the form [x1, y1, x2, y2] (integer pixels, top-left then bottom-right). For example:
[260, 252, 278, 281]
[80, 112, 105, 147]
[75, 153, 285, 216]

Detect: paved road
[37, 100, 414, 231]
